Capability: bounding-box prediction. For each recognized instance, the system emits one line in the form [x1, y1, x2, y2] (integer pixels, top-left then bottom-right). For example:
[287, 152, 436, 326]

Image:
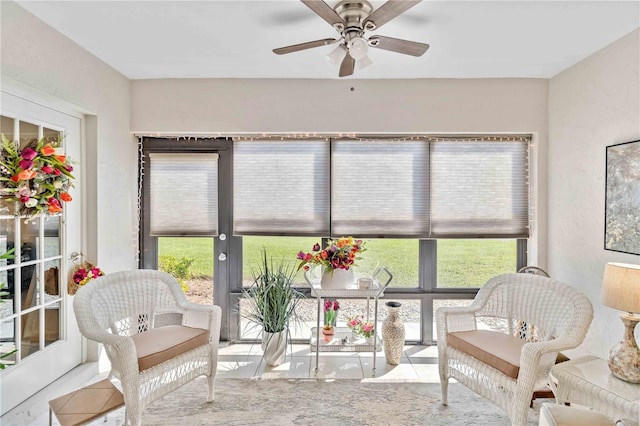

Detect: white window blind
[331, 140, 430, 237]
[430, 140, 529, 238]
[149, 153, 219, 236]
[233, 140, 330, 236]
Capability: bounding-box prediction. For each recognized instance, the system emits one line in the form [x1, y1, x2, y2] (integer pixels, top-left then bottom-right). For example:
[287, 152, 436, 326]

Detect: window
[331, 140, 429, 237]
[141, 135, 531, 344]
[436, 239, 518, 288]
[149, 153, 219, 236]
[233, 140, 329, 236]
[242, 236, 318, 287]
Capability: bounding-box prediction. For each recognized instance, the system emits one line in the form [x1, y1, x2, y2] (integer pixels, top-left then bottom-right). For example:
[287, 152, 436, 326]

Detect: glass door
[0, 91, 83, 413]
[140, 138, 232, 340]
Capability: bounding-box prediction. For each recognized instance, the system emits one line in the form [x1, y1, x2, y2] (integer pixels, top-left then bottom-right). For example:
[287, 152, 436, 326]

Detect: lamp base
[608, 313, 640, 383]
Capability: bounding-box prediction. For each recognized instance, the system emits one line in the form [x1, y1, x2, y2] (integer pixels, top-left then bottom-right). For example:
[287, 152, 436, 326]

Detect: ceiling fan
[273, 0, 430, 77]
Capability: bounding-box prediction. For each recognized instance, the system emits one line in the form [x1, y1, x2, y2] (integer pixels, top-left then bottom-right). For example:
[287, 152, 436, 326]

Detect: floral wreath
[0, 134, 75, 217]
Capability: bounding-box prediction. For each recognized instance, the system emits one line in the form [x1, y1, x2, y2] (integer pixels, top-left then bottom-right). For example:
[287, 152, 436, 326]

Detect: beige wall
[1, 1, 136, 274]
[132, 77, 550, 265]
[548, 29, 640, 357]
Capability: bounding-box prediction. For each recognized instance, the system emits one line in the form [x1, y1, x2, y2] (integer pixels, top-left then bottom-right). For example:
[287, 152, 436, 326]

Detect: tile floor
[3, 343, 441, 425]
[216, 342, 440, 382]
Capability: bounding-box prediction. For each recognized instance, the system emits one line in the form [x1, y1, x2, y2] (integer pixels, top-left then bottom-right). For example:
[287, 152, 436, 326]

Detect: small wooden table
[550, 355, 640, 424]
[49, 379, 124, 426]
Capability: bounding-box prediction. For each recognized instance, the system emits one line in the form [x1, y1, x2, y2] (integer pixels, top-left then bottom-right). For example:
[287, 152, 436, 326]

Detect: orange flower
[41, 145, 56, 156]
[60, 192, 72, 202]
[48, 204, 62, 214]
[55, 155, 66, 163]
[17, 169, 37, 180]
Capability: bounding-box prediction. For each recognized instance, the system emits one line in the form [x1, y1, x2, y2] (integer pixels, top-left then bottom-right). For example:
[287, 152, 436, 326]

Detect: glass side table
[550, 355, 640, 424]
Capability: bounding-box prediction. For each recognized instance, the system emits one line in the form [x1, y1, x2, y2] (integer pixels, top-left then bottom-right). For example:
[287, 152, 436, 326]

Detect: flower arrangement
[346, 315, 362, 332]
[296, 237, 366, 272]
[323, 299, 339, 329]
[72, 265, 105, 287]
[0, 134, 75, 217]
[68, 262, 104, 295]
[359, 321, 375, 339]
[345, 315, 375, 339]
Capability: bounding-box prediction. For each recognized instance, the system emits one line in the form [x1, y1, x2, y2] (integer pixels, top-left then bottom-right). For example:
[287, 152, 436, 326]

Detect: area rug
[111, 378, 541, 425]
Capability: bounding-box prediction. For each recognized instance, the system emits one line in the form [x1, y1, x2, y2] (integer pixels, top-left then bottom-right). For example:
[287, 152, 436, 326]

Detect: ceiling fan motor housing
[334, 0, 372, 36]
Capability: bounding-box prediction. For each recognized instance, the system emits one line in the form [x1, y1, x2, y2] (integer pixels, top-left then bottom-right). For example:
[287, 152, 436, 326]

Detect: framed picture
[604, 140, 640, 255]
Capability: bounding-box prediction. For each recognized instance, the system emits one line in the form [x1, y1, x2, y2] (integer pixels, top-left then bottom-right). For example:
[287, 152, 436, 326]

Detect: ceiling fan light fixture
[348, 37, 369, 60]
[326, 44, 347, 65]
[356, 54, 373, 70]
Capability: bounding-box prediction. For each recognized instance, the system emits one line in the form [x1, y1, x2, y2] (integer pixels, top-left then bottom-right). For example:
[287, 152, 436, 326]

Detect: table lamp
[601, 262, 640, 383]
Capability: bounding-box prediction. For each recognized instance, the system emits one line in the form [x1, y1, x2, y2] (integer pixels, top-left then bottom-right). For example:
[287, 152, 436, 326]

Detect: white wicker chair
[437, 273, 593, 426]
[73, 269, 221, 426]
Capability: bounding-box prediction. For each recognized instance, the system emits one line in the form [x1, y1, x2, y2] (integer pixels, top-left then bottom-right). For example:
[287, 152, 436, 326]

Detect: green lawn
[159, 236, 516, 288]
[158, 237, 214, 277]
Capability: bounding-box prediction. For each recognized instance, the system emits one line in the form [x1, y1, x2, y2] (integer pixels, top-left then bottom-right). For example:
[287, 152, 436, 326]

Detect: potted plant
[241, 249, 302, 366]
[322, 299, 339, 342]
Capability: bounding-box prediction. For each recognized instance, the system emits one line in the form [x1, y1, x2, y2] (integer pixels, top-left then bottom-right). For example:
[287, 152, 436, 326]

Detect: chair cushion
[447, 330, 525, 379]
[539, 403, 614, 426]
[131, 325, 209, 372]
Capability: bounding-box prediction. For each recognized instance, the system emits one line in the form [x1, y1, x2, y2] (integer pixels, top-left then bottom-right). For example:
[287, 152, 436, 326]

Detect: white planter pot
[320, 268, 354, 289]
[261, 329, 287, 366]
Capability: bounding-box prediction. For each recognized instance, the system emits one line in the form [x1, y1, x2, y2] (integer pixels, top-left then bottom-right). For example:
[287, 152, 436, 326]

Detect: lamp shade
[601, 262, 640, 313]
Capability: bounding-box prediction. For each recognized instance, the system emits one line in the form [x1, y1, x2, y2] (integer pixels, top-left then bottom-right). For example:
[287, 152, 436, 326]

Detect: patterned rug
[113, 378, 541, 425]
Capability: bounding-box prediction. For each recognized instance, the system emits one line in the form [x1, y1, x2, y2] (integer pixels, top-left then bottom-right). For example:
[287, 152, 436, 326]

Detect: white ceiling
[16, 0, 640, 80]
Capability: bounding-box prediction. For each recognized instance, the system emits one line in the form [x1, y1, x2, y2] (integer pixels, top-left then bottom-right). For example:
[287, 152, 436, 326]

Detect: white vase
[261, 328, 287, 366]
[320, 268, 354, 289]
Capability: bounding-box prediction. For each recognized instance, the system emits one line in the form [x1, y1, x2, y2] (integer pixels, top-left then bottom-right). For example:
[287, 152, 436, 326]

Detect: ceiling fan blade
[273, 38, 339, 55]
[339, 53, 355, 77]
[301, 0, 347, 29]
[368, 35, 429, 57]
[363, 0, 422, 31]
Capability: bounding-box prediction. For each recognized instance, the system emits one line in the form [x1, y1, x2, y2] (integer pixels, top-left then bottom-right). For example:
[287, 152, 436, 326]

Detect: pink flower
[312, 243, 321, 251]
[21, 147, 37, 161]
[48, 197, 61, 208]
[73, 268, 87, 283]
[348, 317, 361, 328]
[53, 169, 61, 176]
[66, 165, 73, 172]
[19, 196, 29, 203]
[41, 165, 54, 174]
[333, 300, 340, 311]
[90, 267, 103, 277]
[19, 159, 34, 170]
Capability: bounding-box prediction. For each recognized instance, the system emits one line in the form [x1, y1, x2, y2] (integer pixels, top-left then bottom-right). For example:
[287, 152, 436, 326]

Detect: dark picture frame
[604, 139, 640, 255]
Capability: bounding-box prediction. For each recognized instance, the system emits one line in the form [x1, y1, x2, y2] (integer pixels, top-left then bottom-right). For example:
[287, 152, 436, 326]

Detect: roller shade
[430, 140, 529, 238]
[331, 140, 430, 237]
[233, 140, 330, 236]
[149, 153, 218, 236]
[231, 136, 529, 239]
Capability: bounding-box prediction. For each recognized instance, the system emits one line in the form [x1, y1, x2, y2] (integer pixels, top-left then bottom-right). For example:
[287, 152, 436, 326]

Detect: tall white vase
[320, 268, 354, 289]
[261, 328, 287, 366]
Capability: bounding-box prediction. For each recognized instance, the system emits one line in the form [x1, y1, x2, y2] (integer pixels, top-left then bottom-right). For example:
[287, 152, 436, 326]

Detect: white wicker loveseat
[73, 269, 221, 426]
[436, 273, 594, 426]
